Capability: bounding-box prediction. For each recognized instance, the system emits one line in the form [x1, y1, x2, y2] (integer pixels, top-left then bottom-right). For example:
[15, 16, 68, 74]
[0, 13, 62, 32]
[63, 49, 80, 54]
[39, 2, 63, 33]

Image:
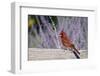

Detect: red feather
[60, 31, 80, 58]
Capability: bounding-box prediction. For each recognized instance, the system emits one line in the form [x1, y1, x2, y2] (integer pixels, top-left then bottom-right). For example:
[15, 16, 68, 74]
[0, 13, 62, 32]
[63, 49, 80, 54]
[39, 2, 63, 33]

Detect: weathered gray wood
[28, 48, 88, 60]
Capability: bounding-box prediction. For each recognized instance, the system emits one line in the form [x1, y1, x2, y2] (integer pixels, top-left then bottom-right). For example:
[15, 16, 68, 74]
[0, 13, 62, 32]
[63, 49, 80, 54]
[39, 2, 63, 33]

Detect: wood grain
[28, 48, 88, 60]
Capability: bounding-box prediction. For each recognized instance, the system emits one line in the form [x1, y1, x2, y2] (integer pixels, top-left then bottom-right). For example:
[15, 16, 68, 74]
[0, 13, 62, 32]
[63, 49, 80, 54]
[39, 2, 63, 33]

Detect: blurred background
[28, 15, 88, 50]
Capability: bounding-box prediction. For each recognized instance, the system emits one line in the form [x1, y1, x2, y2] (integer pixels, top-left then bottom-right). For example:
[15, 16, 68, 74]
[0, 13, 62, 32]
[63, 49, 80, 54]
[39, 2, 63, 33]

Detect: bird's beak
[59, 35, 62, 37]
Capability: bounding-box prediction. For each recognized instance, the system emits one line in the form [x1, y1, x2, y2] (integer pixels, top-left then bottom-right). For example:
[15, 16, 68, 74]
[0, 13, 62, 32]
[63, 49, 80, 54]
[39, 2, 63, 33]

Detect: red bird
[59, 31, 80, 59]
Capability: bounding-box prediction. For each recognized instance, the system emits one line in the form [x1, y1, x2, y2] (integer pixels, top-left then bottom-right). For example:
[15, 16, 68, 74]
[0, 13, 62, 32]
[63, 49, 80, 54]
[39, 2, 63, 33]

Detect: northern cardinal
[59, 31, 80, 59]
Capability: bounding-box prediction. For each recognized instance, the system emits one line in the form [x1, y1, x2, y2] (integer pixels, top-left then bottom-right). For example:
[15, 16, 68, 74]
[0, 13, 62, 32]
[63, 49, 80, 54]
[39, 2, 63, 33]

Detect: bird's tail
[71, 45, 80, 55]
[72, 51, 80, 59]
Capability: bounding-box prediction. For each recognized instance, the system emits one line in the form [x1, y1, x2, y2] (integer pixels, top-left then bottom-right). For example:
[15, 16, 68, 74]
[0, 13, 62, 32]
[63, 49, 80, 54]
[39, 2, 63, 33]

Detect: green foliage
[51, 16, 58, 25]
[28, 15, 38, 28]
